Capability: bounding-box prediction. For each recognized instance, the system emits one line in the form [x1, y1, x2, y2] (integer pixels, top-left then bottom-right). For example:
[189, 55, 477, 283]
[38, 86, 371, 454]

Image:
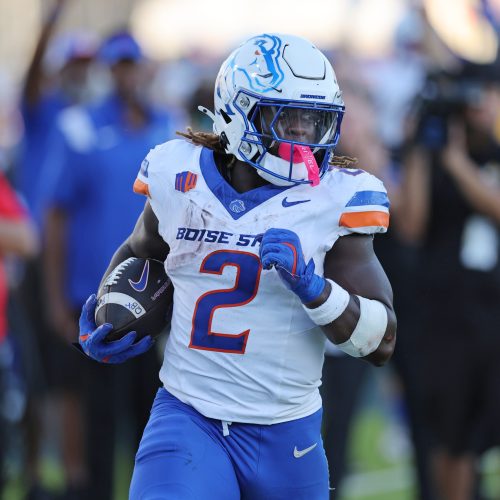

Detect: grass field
[342, 409, 500, 500]
[342, 409, 415, 500]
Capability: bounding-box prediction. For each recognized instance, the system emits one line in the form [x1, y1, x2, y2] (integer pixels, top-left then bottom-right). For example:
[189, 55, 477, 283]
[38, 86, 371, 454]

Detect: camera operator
[400, 63, 500, 500]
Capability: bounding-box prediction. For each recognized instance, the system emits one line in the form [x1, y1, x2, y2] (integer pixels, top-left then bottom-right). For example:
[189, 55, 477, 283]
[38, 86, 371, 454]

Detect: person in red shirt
[0, 171, 37, 493]
[0, 173, 38, 343]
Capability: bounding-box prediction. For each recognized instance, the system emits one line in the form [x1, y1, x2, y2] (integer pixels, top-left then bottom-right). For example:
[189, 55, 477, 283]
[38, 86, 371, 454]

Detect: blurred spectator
[400, 61, 500, 500]
[362, 7, 427, 154]
[40, 30, 179, 500]
[321, 344, 369, 499]
[0, 172, 38, 495]
[320, 59, 393, 498]
[362, 5, 458, 159]
[362, 36, 440, 496]
[17, 0, 98, 221]
[323, 51, 439, 500]
[12, 2, 99, 497]
[186, 78, 216, 133]
[358, 12, 464, 497]
[150, 52, 214, 113]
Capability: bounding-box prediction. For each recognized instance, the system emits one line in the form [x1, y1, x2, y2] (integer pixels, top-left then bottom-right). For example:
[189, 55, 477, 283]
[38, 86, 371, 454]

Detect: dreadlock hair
[329, 154, 358, 168]
[176, 128, 358, 168]
[176, 128, 226, 153]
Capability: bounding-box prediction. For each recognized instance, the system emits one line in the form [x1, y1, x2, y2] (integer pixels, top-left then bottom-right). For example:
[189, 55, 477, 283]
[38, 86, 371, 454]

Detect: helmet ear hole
[220, 109, 232, 124]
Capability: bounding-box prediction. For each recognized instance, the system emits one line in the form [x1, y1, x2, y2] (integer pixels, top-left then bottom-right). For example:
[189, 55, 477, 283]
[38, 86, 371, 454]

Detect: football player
[78, 34, 396, 499]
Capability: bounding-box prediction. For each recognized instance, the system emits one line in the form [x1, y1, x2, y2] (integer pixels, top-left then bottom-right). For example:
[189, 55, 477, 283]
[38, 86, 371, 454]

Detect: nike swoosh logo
[282, 197, 311, 208]
[293, 443, 317, 458]
[128, 261, 149, 292]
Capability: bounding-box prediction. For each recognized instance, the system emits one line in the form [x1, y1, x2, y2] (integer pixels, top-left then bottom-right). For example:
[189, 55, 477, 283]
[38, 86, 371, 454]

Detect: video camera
[413, 70, 485, 150]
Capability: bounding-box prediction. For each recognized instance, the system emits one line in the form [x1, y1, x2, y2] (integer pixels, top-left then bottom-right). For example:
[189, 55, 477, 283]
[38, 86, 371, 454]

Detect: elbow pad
[336, 296, 388, 357]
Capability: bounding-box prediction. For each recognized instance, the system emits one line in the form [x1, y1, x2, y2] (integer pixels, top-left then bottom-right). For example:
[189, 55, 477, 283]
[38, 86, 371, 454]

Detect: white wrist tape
[303, 279, 350, 326]
[336, 296, 388, 357]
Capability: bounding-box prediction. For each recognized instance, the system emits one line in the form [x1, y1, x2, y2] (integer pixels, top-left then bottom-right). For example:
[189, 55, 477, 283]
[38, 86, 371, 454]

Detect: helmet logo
[231, 34, 285, 93]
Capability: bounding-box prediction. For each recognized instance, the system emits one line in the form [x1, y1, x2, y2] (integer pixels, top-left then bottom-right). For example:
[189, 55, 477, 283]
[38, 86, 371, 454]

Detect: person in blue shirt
[14, 2, 98, 498]
[41, 31, 180, 500]
[18, 0, 97, 222]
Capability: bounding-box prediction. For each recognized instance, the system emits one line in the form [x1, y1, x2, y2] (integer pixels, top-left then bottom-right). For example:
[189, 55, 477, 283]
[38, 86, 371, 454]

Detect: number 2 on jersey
[189, 250, 261, 354]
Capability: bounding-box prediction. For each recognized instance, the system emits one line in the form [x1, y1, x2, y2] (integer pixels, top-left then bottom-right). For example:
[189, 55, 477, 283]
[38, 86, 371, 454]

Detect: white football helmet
[211, 33, 344, 186]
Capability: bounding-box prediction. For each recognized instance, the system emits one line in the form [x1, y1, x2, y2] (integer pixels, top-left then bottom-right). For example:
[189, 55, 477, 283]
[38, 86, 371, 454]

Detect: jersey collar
[199, 147, 290, 220]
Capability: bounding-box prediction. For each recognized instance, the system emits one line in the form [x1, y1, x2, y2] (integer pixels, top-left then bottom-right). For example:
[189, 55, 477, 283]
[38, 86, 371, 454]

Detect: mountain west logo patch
[175, 171, 198, 193]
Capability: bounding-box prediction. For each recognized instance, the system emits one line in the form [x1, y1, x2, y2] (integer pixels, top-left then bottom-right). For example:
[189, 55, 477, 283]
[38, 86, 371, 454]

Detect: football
[95, 257, 173, 342]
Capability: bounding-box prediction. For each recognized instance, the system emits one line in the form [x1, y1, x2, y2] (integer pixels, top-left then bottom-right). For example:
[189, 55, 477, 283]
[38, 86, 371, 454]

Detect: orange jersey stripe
[339, 211, 389, 229]
[133, 179, 150, 197]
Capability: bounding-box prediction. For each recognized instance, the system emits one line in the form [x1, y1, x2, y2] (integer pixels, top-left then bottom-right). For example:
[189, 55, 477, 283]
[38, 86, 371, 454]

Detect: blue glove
[78, 294, 153, 364]
[259, 228, 326, 303]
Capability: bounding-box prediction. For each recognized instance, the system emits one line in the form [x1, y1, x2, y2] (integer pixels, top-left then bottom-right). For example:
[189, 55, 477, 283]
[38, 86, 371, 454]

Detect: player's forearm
[23, 0, 65, 105]
[305, 281, 358, 344]
[98, 203, 170, 290]
[98, 240, 137, 290]
[363, 328, 397, 366]
[323, 303, 396, 366]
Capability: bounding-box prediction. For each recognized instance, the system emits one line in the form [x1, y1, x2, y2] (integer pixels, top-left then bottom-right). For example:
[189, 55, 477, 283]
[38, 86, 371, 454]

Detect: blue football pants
[129, 388, 329, 499]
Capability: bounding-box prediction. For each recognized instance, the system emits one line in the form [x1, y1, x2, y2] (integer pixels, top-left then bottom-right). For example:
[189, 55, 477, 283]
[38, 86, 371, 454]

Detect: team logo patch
[175, 171, 198, 193]
[229, 199, 246, 213]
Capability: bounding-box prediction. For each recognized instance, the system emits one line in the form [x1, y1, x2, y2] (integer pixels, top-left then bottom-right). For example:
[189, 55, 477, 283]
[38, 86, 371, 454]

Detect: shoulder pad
[326, 168, 390, 234]
[133, 139, 197, 198]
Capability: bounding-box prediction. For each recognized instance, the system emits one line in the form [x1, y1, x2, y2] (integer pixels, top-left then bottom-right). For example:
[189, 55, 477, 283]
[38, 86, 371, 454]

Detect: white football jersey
[134, 139, 389, 424]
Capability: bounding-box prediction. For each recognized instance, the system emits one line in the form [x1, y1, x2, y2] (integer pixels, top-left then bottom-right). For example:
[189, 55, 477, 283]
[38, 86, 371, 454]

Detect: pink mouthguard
[278, 143, 320, 186]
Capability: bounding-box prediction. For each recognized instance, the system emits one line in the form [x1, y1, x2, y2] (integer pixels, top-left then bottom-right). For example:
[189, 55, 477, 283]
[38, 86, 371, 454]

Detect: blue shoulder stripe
[345, 190, 390, 209]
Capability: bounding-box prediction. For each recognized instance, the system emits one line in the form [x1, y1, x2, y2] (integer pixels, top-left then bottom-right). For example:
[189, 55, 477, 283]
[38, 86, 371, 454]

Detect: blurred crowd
[1, 1, 500, 499]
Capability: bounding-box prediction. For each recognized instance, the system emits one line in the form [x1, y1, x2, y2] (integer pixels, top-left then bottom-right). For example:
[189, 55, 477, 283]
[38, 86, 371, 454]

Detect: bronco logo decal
[230, 34, 285, 93]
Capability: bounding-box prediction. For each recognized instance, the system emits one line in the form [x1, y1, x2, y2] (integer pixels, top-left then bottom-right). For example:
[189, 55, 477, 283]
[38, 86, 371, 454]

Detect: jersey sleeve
[133, 158, 151, 197]
[337, 171, 390, 236]
[133, 140, 186, 234]
[133, 141, 173, 205]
